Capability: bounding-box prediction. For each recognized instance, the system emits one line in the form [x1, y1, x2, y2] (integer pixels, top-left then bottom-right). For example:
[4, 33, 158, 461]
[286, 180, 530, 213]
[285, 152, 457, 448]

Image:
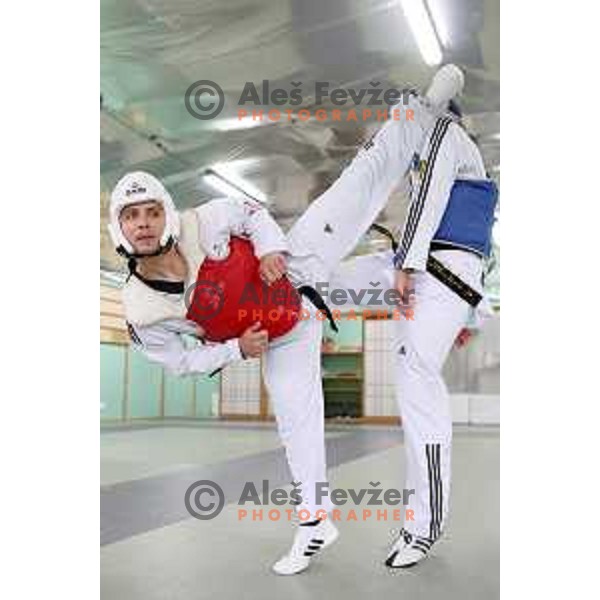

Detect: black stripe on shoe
[299, 519, 321, 527]
[310, 539, 325, 544]
[413, 537, 432, 550]
[307, 545, 321, 551]
[303, 551, 317, 557]
[384, 550, 399, 567]
[412, 541, 430, 553]
[387, 555, 421, 569]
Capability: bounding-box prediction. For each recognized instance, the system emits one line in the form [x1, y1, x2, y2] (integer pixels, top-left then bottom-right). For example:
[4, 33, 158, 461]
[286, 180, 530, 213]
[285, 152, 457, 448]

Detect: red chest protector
[185, 237, 302, 343]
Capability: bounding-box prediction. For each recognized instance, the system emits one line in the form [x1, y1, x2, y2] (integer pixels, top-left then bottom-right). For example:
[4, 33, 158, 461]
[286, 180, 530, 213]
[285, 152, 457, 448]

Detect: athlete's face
[119, 201, 166, 255]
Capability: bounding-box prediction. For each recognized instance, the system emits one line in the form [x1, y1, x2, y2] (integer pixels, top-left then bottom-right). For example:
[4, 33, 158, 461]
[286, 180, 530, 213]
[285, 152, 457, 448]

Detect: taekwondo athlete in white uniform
[332, 96, 498, 568]
[386, 100, 498, 569]
[106, 65, 465, 576]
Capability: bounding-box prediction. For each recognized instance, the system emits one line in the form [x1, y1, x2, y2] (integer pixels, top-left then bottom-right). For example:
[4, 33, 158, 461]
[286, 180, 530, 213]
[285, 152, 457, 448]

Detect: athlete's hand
[259, 252, 287, 285]
[454, 327, 474, 349]
[239, 322, 269, 358]
[395, 269, 416, 306]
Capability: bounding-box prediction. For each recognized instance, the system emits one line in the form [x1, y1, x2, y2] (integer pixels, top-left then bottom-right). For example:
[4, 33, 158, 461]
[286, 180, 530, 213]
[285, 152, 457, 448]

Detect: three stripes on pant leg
[426, 443, 443, 541]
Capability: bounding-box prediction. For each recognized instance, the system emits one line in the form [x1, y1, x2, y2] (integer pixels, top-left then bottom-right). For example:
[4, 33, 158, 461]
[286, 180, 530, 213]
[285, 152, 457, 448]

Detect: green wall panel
[195, 375, 220, 418]
[323, 318, 363, 348]
[100, 344, 125, 419]
[127, 350, 162, 418]
[100, 342, 222, 421]
[164, 373, 194, 417]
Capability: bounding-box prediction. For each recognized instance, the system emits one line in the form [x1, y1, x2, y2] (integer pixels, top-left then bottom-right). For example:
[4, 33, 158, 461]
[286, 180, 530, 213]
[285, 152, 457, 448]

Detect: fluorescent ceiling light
[400, 0, 443, 66]
[212, 118, 267, 132]
[426, 0, 451, 47]
[204, 163, 268, 204]
[482, 133, 500, 142]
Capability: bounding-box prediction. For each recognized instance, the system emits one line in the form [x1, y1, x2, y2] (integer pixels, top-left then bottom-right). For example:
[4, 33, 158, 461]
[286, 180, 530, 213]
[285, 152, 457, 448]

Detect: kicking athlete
[107, 65, 465, 575]
[330, 97, 498, 568]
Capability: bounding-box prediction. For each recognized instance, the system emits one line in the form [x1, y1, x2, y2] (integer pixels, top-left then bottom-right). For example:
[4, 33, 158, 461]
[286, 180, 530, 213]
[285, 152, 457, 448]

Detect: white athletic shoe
[385, 528, 434, 569]
[425, 63, 465, 109]
[272, 518, 339, 576]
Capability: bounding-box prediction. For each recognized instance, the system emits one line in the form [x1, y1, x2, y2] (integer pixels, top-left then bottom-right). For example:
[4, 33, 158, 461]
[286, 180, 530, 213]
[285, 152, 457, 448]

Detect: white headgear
[108, 171, 180, 257]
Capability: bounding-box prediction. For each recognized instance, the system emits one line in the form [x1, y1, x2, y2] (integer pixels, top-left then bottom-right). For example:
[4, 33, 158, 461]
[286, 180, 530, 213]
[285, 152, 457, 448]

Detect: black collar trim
[127, 259, 185, 295]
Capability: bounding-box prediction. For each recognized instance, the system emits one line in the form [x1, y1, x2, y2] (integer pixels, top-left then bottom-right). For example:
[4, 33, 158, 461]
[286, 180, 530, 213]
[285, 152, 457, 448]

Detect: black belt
[370, 223, 399, 253]
[298, 285, 339, 333]
[369, 224, 483, 308]
[426, 255, 482, 308]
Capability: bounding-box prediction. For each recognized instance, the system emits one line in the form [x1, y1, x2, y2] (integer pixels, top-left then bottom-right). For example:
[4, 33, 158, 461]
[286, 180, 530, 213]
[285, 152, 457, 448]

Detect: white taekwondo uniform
[392, 115, 495, 545]
[120, 94, 444, 520]
[331, 113, 497, 548]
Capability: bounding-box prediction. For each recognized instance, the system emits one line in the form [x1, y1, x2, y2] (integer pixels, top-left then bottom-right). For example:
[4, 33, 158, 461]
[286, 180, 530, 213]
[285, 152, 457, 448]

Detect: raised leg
[286, 97, 435, 286]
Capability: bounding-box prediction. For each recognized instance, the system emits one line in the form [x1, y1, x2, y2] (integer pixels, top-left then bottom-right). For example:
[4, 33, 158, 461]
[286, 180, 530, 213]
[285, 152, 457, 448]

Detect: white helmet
[108, 171, 180, 257]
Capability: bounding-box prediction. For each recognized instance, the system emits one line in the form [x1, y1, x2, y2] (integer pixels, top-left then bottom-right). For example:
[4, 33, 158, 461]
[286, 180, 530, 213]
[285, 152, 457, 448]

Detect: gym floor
[101, 422, 499, 599]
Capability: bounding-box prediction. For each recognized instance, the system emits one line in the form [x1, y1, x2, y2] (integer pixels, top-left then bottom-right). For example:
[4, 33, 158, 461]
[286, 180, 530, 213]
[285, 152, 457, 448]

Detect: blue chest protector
[432, 179, 498, 258]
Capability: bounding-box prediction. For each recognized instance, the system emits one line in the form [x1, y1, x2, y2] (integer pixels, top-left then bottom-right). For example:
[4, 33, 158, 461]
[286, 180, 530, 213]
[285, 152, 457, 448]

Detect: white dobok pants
[331, 248, 484, 539]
